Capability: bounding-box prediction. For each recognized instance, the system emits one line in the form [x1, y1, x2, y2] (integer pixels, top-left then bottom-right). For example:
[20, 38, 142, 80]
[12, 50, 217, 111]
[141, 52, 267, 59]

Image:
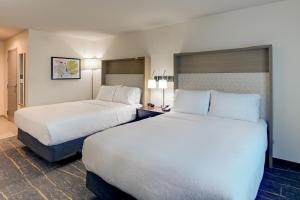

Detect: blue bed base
[86, 171, 135, 200]
[17, 116, 138, 163]
[18, 129, 87, 162]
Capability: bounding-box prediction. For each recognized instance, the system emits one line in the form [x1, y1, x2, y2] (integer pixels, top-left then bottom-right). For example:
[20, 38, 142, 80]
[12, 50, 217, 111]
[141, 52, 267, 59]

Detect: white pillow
[113, 86, 141, 105]
[208, 90, 260, 122]
[173, 89, 210, 115]
[96, 85, 119, 101]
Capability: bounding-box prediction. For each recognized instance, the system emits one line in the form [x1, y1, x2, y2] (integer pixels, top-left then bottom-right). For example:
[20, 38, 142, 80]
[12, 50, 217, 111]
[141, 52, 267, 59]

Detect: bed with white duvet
[82, 90, 268, 200]
[15, 85, 142, 162]
[83, 112, 267, 200]
[15, 100, 139, 146]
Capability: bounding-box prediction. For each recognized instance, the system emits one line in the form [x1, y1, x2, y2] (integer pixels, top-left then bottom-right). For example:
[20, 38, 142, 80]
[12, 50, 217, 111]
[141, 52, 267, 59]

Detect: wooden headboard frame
[101, 57, 151, 105]
[174, 45, 273, 167]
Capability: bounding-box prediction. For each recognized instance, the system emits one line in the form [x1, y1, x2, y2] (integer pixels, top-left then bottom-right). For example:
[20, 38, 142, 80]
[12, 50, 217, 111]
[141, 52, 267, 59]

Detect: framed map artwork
[51, 57, 81, 80]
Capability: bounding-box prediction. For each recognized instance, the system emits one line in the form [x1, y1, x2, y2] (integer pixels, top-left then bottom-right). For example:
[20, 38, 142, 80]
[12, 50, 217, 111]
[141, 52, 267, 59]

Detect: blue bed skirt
[18, 129, 87, 162]
[86, 171, 136, 200]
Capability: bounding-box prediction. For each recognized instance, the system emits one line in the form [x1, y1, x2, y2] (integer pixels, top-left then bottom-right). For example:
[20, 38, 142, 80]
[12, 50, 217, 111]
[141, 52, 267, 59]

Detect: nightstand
[136, 106, 167, 121]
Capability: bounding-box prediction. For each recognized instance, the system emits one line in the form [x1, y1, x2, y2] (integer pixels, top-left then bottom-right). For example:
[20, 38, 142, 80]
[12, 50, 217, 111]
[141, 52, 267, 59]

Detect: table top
[139, 106, 167, 113]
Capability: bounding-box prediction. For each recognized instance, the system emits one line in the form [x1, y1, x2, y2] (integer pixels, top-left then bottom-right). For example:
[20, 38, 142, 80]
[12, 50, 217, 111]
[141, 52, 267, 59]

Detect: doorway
[7, 49, 17, 122]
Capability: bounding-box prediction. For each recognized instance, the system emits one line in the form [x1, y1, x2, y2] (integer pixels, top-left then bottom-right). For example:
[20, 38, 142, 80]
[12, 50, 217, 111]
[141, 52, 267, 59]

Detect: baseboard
[273, 158, 300, 171]
[0, 115, 9, 120]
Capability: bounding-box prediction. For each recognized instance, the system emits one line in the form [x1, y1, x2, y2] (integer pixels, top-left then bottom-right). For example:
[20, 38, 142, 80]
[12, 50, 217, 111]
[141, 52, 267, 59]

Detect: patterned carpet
[0, 137, 300, 200]
[257, 161, 300, 200]
[0, 137, 96, 200]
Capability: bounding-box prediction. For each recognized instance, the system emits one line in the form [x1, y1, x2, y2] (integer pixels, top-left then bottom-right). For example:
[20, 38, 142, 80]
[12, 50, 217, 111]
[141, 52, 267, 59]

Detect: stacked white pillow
[96, 85, 141, 105]
[173, 89, 210, 115]
[96, 85, 119, 101]
[113, 86, 141, 105]
[208, 90, 261, 122]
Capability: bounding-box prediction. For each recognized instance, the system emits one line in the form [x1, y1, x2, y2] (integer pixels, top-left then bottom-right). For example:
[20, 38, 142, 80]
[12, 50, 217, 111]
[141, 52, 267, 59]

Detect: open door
[18, 53, 26, 108]
[7, 49, 17, 122]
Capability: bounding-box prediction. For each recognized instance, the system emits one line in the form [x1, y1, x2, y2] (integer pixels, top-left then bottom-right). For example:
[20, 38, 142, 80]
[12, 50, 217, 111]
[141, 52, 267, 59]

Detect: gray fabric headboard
[101, 57, 150, 104]
[105, 74, 144, 88]
[174, 45, 273, 167]
[177, 73, 270, 121]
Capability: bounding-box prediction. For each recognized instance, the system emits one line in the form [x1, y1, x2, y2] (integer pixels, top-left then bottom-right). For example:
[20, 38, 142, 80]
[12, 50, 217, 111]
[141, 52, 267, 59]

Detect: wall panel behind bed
[102, 57, 151, 105]
[174, 45, 273, 167]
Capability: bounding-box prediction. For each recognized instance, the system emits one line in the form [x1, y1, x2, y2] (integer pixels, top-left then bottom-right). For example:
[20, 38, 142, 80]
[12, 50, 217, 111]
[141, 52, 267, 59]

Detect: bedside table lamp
[147, 79, 156, 89]
[158, 78, 167, 108]
[82, 58, 101, 99]
[148, 70, 157, 89]
[147, 71, 157, 107]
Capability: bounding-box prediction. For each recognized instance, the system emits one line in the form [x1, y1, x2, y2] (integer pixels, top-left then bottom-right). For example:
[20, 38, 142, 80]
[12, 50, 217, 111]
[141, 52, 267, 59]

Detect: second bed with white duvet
[83, 112, 268, 200]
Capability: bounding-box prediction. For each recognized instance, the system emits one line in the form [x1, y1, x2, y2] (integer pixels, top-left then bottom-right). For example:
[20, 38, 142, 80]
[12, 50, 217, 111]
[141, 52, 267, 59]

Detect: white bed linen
[83, 112, 267, 200]
[15, 100, 140, 146]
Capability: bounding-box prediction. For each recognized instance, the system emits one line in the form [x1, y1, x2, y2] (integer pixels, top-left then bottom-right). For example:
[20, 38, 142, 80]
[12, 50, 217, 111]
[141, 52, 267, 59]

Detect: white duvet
[83, 112, 267, 200]
[15, 100, 139, 146]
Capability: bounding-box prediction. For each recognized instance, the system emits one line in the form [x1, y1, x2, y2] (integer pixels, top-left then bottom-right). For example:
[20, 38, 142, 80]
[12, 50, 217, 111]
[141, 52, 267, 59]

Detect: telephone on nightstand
[162, 105, 171, 112]
[147, 103, 155, 108]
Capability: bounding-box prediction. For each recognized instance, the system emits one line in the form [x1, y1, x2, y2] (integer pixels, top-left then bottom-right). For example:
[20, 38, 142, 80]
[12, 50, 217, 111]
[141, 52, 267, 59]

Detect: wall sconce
[147, 69, 174, 109]
[159, 70, 169, 108]
[148, 70, 157, 89]
[154, 75, 174, 82]
[148, 79, 157, 89]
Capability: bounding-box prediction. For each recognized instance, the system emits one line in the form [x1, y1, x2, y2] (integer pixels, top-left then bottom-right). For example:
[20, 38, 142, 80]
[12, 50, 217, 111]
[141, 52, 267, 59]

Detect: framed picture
[51, 57, 81, 80]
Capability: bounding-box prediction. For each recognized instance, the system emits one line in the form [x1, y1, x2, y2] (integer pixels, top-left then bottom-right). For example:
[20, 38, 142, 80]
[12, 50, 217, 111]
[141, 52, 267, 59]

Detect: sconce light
[159, 70, 168, 108]
[148, 79, 157, 89]
[147, 69, 173, 108]
[148, 70, 157, 89]
[158, 79, 167, 89]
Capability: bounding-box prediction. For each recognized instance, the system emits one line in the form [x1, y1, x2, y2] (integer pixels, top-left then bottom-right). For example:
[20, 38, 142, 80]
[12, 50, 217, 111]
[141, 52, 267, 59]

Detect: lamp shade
[82, 58, 101, 70]
[158, 79, 167, 89]
[148, 79, 156, 89]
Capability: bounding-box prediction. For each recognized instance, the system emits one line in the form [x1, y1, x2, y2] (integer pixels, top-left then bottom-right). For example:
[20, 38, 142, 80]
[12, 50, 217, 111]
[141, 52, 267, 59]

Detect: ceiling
[0, 26, 23, 41]
[0, 0, 282, 41]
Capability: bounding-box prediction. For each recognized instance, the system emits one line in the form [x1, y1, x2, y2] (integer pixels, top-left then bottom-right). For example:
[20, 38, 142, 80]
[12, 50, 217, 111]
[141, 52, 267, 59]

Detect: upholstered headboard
[177, 73, 270, 120]
[174, 45, 273, 166]
[101, 57, 151, 105]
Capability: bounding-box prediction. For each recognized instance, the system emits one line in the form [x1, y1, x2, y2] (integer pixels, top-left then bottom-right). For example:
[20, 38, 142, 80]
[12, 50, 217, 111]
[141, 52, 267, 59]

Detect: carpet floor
[0, 137, 299, 200]
[0, 137, 96, 200]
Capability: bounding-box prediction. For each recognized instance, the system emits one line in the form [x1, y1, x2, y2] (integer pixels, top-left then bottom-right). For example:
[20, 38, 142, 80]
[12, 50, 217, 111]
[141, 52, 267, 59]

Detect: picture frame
[51, 57, 81, 80]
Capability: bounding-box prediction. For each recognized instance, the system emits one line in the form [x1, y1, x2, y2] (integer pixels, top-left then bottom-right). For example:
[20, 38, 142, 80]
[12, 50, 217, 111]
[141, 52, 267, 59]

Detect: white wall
[0, 41, 4, 115]
[27, 30, 101, 106]
[95, 0, 300, 163]
[3, 30, 28, 115]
